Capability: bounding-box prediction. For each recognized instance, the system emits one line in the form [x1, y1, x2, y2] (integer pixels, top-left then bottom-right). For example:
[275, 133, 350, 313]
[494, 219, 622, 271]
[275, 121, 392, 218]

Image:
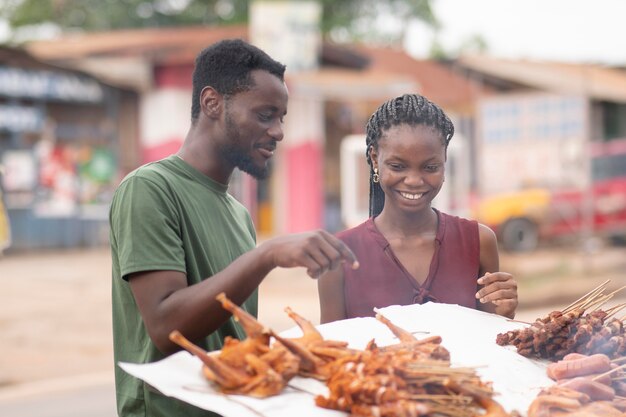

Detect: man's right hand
[261, 230, 359, 278]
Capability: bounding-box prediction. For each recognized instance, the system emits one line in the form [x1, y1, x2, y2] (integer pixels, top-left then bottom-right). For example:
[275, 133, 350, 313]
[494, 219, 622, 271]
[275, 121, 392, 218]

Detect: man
[109, 39, 357, 417]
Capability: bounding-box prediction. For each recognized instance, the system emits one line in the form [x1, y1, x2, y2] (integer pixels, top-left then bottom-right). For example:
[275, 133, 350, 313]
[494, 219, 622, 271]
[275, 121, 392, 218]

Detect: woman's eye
[258, 113, 272, 121]
[425, 165, 440, 172]
[389, 164, 403, 170]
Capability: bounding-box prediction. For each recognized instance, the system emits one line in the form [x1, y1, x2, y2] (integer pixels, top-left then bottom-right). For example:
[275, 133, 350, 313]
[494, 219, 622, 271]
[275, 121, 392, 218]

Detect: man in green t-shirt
[109, 39, 358, 417]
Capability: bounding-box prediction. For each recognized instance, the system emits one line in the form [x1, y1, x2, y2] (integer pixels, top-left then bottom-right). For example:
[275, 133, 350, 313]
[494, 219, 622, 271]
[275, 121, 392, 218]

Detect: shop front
[0, 47, 137, 251]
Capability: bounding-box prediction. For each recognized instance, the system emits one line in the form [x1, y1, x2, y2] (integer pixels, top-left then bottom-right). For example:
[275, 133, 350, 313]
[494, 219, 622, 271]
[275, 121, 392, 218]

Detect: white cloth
[119, 302, 552, 416]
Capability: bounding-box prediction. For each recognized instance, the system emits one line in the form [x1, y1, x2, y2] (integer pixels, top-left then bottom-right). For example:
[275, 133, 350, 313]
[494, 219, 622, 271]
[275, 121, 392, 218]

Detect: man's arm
[318, 265, 347, 324]
[130, 230, 358, 354]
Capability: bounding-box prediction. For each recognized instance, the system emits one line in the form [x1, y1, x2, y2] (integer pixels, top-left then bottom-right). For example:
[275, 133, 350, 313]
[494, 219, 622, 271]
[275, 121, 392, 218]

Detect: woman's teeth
[400, 192, 423, 200]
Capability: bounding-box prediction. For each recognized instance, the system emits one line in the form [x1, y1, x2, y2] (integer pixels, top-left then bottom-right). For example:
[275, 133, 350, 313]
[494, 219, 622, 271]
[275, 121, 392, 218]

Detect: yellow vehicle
[0, 189, 9, 253]
[472, 188, 551, 252]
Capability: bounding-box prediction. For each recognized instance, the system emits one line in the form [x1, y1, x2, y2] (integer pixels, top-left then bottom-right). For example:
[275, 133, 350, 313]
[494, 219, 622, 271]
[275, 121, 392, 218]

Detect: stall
[0, 46, 138, 250]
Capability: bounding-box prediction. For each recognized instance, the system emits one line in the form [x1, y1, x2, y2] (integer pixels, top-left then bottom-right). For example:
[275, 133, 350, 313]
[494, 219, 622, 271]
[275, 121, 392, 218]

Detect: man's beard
[221, 145, 269, 180]
[221, 113, 269, 180]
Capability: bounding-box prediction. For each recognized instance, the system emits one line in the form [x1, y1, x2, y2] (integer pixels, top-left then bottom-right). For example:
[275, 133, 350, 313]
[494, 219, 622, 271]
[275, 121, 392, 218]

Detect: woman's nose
[404, 171, 425, 186]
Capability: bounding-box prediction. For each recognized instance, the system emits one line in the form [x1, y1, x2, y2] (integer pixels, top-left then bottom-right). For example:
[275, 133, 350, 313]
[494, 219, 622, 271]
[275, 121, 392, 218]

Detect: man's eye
[258, 113, 272, 121]
[426, 165, 440, 172]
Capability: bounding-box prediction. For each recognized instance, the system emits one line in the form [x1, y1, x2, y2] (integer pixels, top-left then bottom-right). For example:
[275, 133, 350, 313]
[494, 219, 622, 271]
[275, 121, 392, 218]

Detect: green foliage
[323, 0, 436, 40]
[1, 0, 248, 32]
[0, 0, 437, 44]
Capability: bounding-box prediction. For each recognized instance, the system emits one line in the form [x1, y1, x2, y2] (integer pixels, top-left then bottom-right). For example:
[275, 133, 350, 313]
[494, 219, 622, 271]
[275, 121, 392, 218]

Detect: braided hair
[365, 94, 455, 217]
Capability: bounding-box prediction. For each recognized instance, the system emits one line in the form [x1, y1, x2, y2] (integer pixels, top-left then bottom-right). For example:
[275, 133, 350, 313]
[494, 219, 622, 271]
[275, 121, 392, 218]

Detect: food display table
[119, 302, 554, 416]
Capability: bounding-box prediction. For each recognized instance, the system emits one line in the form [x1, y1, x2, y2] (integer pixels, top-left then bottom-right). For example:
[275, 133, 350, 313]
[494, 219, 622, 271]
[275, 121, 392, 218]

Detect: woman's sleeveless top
[338, 210, 480, 318]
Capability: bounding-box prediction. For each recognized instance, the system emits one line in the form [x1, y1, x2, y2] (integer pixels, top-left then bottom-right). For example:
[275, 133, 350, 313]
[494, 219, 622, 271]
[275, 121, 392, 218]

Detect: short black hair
[366, 94, 455, 217]
[190, 39, 286, 122]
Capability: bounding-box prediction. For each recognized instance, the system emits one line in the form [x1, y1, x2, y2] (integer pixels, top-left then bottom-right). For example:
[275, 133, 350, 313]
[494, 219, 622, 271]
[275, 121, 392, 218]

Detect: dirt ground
[0, 240, 625, 389]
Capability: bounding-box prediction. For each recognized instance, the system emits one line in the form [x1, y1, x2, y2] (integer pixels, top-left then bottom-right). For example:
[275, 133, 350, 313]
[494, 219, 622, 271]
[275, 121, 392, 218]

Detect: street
[0, 241, 625, 416]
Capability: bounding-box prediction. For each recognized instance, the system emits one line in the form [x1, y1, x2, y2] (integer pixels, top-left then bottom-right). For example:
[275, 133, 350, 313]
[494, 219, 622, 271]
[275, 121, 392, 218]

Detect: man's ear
[200, 86, 222, 119]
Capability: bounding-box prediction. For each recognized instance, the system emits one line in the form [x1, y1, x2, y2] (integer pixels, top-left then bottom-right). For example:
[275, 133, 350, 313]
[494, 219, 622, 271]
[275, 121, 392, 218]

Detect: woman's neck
[375, 206, 438, 239]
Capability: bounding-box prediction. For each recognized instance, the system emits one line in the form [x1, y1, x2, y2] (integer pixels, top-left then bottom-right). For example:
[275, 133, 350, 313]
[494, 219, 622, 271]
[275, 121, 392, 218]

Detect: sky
[405, 0, 626, 64]
[0, 0, 624, 65]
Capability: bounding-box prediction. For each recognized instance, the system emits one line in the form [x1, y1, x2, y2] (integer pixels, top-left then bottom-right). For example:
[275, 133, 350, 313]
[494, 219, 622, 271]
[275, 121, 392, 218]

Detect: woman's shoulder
[437, 210, 477, 225]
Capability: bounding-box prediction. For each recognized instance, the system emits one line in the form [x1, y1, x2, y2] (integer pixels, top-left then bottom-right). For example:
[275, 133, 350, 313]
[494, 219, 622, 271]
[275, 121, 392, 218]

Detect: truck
[473, 137, 626, 251]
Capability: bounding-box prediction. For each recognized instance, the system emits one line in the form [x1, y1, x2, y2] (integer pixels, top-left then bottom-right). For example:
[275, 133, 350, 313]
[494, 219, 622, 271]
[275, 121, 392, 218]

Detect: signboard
[0, 104, 44, 132]
[0, 66, 104, 103]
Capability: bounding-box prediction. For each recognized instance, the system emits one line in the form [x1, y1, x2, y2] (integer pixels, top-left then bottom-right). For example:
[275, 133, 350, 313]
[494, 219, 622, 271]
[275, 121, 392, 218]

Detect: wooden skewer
[590, 287, 626, 313]
[591, 363, 626, 381]
[587, 294, 614, 312]
[563, 279, 611, 313]
[605, 302, 626, 318]
[506, 318, 534, 325]
[579, 288, 614, 311]
[611, 356, 626, 364]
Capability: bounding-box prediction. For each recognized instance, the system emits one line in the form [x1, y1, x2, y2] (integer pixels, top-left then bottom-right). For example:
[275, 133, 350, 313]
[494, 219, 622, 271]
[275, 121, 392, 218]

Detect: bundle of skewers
[496, 280, 626, 360]
[170, 294, 517, 416]
[315, 314, 515, 417]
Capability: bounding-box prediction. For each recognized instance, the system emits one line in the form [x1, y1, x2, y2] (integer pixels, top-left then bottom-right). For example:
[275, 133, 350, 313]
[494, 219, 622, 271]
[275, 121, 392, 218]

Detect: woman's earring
[372, 168, 380, 183]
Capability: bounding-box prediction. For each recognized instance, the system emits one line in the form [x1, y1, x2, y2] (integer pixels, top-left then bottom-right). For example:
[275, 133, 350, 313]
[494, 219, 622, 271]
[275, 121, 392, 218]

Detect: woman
[318, 94, 518, 323]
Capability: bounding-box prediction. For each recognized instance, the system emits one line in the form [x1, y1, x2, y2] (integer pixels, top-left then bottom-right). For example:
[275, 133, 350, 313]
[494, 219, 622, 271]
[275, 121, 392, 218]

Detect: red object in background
[142, 138, 183, 164]
[287, 141, 323, 233]
[543, 138, 626, 239]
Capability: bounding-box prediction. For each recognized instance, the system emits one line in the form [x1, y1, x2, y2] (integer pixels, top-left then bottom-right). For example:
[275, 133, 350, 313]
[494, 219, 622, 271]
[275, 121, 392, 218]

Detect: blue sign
[0, 66, 104, 103]
[0, 104, 43, 132]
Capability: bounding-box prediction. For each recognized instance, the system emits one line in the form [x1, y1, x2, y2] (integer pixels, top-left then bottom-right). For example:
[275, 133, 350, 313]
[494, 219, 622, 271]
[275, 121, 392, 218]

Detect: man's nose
[268, 119, 284, 141]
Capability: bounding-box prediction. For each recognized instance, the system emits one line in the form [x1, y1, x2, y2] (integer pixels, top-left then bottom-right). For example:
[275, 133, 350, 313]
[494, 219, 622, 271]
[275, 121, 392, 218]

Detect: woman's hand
[476, 272, 518, 318]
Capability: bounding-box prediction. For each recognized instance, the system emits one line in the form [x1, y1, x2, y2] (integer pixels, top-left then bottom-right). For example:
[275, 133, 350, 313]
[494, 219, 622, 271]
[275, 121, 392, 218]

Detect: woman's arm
[476, 223, 518, 318]
[318, 265, 347, 323]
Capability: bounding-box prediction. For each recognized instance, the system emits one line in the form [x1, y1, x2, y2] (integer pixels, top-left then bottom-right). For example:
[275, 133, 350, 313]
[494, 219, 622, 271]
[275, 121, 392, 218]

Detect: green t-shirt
[110, 155, 258, 417]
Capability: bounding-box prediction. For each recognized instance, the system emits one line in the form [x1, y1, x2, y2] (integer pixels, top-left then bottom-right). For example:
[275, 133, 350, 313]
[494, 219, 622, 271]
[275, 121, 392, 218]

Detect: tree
[0, 0, 438, 45]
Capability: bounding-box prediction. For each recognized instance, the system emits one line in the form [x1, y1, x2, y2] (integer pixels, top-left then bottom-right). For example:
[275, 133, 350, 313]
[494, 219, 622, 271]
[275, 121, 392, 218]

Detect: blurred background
[0, 1, 625, 416]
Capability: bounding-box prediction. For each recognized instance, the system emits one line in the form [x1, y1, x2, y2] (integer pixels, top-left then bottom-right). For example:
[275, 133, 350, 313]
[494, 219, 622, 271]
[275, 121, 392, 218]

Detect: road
[0, 242, 624, 416]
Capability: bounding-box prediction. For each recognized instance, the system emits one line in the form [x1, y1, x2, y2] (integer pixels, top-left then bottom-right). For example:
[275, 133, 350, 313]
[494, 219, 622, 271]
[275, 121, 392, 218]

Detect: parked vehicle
[473, 138, 626, 251]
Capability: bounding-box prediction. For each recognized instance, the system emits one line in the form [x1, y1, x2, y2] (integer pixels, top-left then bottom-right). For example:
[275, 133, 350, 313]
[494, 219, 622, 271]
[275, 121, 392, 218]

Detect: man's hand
[476, 272, 518, 318]
[262, 230, 359, 278]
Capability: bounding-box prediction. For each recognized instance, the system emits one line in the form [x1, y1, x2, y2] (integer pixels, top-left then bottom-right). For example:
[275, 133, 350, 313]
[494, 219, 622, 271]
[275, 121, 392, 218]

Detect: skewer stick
[586, 294, 614, 312]
[611, 356, 626, 364]
[591, 363, 626, 381]
[590, 287, 626, 312]
[562, 279, 610, 313]
[605, 285, 626, 299]
[506, 318, 534, 325]
[579, 290, 615, 312]
[605, 302, 626, 318]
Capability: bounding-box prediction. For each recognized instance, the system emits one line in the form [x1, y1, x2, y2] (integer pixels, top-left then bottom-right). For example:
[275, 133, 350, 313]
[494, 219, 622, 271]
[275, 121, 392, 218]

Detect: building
[453, 54, 626, 195]
[0, 46, 138, 250]
[25, 24, 485, 237]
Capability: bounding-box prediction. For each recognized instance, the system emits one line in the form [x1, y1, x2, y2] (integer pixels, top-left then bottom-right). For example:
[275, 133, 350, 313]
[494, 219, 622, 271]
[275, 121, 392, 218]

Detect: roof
[25, 25, 249, 65]
[0, 44, 129, 91]
[353, 45, 492, 112]
[23, 25, 486, 109]
[457, 54, 626, 103]
[289, 67, 416, 101]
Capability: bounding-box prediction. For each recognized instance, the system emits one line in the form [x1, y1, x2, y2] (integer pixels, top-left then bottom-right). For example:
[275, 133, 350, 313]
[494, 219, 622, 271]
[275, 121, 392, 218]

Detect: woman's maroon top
[338, 209, 480, 318]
